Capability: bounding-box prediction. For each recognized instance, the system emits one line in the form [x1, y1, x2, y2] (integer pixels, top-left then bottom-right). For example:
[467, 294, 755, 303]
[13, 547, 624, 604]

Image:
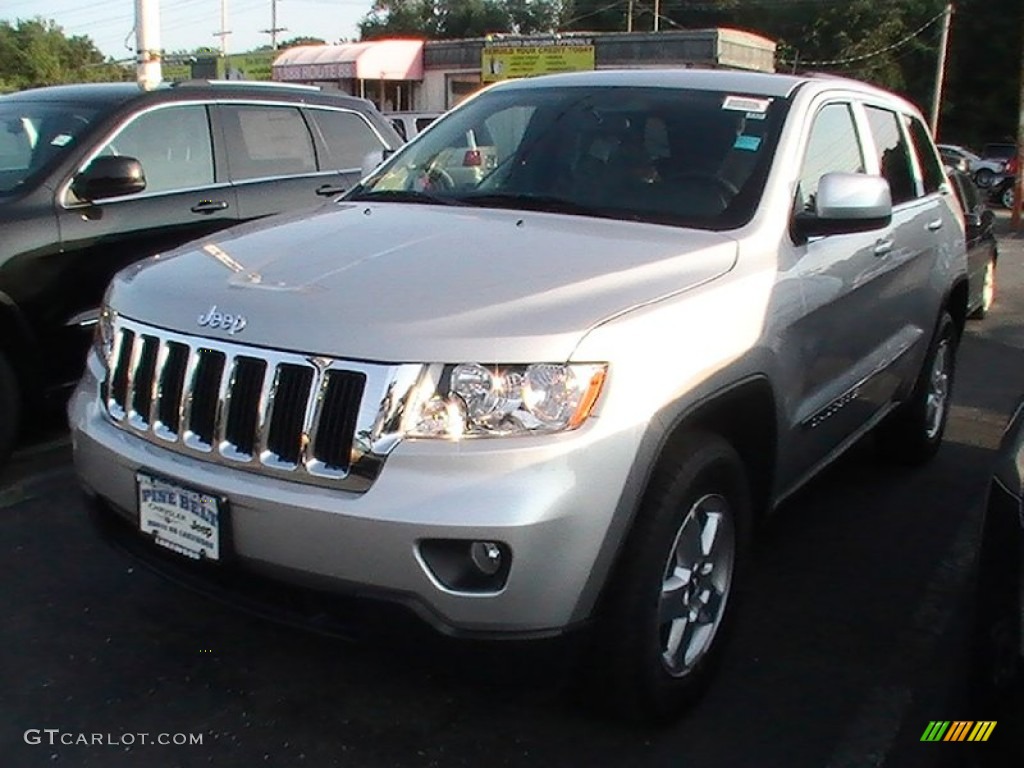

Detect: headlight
[94, 303, 116, 368]
[405, 362, 607, 438]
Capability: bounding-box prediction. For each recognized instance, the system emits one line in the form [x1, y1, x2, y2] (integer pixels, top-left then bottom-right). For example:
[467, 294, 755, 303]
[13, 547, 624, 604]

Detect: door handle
[315, 183, 347, 197]
[926, 219, 943, 231]
[190, 200, 229, 214]
[873, 239, 894, 256]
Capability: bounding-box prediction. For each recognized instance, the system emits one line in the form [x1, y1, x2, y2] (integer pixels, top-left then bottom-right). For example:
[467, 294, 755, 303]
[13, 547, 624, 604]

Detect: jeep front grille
[102, 317, 421, 492]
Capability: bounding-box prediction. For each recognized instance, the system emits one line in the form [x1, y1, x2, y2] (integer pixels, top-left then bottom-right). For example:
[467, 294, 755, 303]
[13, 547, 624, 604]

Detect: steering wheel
[418, 165, 455, 192]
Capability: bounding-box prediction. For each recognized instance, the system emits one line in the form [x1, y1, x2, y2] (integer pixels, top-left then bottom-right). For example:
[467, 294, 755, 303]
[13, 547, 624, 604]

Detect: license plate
[137, 473, 221, 561]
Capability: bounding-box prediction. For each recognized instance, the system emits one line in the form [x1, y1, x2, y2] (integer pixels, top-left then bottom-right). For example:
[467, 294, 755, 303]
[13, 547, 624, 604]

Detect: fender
[569, 357, 782, 625]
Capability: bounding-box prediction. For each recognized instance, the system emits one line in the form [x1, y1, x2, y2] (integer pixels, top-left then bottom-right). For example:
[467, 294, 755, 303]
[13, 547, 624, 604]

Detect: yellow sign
[482, 43, 595, 83]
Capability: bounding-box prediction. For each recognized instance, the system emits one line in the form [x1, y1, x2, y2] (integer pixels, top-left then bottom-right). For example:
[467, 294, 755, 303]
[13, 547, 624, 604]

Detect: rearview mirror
[71, 155, 146, 201]
[793, 172, 892, 239]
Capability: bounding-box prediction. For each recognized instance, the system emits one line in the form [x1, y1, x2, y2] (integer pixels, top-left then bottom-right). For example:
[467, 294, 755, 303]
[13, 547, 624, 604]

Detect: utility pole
[1013, 2, 1024, 229]
[261, 0, 287, 50]
[213, 0, 231, 56]
[627, 0, 633, 33]
[929, 3, 953, 137]
[653, 0, 660, 32]
[134, 0, 161, 90]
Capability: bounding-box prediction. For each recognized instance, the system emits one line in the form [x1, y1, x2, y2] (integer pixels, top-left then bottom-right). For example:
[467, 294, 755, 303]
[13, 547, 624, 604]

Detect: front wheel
[975, 168, 995, 188]
[876, 312, 957, 464]
[582, 432, 751, 723]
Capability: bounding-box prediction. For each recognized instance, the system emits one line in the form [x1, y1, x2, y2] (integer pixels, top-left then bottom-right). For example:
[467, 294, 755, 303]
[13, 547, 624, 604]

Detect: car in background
[977, 142, 1018, 187]
[938, 143, 1006, 187]
[946, 166, 998, 318]
[385, 111, 443, 142]
[972, 397, 1023, 701]
[0, 80, 402, 467]
[992, 155, 1019, 210]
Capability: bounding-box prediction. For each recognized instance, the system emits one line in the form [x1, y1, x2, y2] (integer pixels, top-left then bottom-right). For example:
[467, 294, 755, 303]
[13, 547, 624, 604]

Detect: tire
[0, 351, 20, 468]
[876, 312, 957, 465]
[975, 168, 995, 188]
[1001, 183, 1015, 210]
[970, 258, 996, 319]
[581, 432, 751, 723]
[970, 504, 1022, 707]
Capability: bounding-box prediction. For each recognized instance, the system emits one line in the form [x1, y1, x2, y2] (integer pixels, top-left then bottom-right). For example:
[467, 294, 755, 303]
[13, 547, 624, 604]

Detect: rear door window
[220, 105, 317, 181]
[864, 106, 918, 205]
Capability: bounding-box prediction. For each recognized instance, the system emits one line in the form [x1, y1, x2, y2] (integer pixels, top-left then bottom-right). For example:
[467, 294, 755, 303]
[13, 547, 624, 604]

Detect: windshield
[349, 85, 789, 230]
[0, 102, 98, 194]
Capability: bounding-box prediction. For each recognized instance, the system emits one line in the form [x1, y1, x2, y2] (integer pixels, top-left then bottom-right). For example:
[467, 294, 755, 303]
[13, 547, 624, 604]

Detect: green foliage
[360, 0, 564, 40]
[278, 36, 328, 48]
[0, 18, 131, 91]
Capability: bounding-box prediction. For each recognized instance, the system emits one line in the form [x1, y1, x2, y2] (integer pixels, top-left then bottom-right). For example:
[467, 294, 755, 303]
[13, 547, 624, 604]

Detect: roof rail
[170, 79, 322, 92]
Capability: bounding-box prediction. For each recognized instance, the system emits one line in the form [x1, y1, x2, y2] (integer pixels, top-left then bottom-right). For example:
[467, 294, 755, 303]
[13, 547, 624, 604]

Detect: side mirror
[71, 155, 146, 201]
[793, 172, 892, 240]
[360, 148, 395, 179]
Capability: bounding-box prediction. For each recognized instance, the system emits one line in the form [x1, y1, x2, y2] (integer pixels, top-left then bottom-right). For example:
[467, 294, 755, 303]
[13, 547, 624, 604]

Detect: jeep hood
[110, 203, 738, 363]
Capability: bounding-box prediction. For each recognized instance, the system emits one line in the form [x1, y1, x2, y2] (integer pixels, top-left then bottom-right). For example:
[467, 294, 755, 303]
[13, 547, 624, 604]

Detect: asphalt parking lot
[4, 216, 1024, 768]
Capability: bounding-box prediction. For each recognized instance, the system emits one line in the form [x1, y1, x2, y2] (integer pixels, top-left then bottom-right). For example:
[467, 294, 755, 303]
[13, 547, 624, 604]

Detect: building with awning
[271, 29, 776, 113]
[272, 40, 425, 112]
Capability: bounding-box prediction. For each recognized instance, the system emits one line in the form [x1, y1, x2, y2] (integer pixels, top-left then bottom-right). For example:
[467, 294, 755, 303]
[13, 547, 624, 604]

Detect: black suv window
[95, 105, 214, 196]
[864, 106, 917, 205]
[306, 109, 385, 171]
[0, 102, 98, 194]
[904, 115, 945, 195]
[797, 103, 864, 212]
[221, 105, 316, 181]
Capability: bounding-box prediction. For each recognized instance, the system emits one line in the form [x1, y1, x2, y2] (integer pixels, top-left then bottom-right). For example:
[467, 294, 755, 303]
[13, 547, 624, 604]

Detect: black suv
[0, 80, 402, 464]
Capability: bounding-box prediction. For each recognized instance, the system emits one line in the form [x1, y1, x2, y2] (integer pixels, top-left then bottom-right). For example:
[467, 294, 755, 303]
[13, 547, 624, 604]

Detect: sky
[1, 0, 374, 60]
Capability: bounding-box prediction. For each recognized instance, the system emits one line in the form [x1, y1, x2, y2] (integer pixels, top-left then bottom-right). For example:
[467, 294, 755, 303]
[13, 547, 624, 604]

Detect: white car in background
[938, 143, 1009, 187]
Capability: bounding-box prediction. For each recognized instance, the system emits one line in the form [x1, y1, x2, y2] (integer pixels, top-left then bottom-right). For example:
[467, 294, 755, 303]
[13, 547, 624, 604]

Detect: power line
[777, 7, 946, 67]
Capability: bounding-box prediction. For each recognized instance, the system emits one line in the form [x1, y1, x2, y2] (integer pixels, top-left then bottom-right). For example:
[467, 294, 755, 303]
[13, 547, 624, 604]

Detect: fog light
[470, 541, 502, 575]
[418, 539, 512, 593]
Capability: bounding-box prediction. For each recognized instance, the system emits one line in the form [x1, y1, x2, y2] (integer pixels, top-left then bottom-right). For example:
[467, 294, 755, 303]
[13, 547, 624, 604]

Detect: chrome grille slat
[102, 317, 416, 493]
[128, 335, 159, 430]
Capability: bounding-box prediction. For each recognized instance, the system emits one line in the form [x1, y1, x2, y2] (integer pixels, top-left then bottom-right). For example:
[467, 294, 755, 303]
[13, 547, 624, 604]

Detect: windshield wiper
[345, 189, 467, 206]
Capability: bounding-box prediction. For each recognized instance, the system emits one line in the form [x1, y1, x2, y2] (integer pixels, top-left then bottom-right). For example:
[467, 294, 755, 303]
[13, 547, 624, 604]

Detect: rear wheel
[876, 312, 957, 464]
[0, 351, 20, 468]
[1002, 183, 1016, 210]
[582, 432, 751, 723]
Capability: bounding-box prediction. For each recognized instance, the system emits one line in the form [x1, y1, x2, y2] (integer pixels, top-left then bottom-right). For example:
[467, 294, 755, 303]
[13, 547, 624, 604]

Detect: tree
[278, 36, 328, 48]
[0, 18, 131, 91]
[360, 0, 563, 40]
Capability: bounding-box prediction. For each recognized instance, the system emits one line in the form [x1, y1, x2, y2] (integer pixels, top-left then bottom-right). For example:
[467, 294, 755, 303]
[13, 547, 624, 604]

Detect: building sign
[481, 37, 595, 83]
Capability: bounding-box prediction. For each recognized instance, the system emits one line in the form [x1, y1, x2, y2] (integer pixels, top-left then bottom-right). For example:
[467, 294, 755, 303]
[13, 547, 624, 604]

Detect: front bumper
[70, 352, 639, 637]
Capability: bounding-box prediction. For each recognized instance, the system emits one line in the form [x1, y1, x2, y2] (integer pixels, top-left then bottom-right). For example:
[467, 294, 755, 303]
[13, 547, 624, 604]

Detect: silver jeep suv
[70, 69, 968, 721]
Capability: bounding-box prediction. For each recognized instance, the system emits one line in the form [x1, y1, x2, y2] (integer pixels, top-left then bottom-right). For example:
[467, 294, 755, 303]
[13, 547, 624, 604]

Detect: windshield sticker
[745, 111, 767, 121]
[50, 134, 73, 147]
[723, 96, 772, 114]
[733, 135, 762, 152]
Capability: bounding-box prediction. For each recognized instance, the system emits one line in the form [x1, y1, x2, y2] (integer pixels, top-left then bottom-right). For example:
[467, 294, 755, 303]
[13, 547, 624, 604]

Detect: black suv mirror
[71, 156, 146, 201]
[794, 172, 893, 239]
